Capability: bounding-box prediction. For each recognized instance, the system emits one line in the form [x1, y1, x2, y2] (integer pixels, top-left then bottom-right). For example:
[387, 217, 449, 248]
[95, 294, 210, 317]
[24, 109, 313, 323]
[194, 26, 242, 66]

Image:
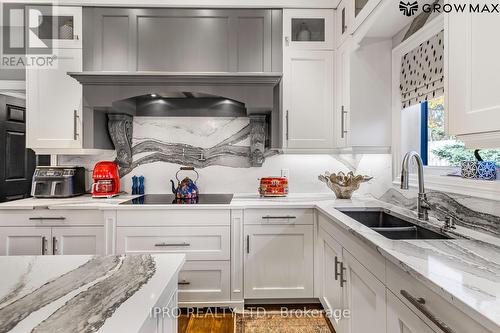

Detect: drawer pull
[261, 216, 297, 220]
[400, 290, 455, 333]
[41, 236, 48, 255]
[29, 217, 66, 221]
[178, 280, 191, 286]
[154, 242, 190, 247]
[52, 237, 58, 255]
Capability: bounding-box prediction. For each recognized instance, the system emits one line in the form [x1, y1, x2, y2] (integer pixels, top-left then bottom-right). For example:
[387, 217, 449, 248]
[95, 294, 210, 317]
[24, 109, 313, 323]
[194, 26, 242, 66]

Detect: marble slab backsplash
[379, 188, 500, 237]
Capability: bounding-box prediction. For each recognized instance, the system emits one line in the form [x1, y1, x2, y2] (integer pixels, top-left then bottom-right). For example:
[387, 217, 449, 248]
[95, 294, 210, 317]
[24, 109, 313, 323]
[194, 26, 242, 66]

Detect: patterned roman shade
[400, 30, 444, 108]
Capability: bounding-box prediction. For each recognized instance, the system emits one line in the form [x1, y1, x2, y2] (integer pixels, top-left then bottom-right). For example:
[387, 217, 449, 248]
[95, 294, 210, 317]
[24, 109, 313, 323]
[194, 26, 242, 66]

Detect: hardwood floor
[178, 305, 335, 333]
[178, 308, 233, 333]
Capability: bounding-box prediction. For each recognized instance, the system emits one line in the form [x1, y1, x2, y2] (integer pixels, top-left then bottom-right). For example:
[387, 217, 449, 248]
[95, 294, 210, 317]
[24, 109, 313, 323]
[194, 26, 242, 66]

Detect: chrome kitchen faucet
[400, 151, 430, 221]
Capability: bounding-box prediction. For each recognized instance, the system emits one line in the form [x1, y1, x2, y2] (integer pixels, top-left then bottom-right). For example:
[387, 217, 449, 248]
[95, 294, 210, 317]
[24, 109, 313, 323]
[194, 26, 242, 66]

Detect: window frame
[391, 14, 500, 201]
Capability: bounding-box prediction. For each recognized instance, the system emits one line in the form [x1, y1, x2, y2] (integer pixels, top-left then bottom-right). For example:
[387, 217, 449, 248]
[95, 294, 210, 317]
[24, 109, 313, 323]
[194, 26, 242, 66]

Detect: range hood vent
[114, 92, 249, 117]
[68, 71, 282, 86]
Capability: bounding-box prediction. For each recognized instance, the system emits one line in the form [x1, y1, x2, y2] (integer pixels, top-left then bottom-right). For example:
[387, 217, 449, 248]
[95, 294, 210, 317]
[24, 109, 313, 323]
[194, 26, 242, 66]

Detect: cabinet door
[0, 227, 52, 255]
[335, 40, 351, 148]
[387, 290, 436, 333]
[283, 50, 334, 149]
[26, 6, 82, 49]
[283, 9, 334, 50]
[318, 228, 344, 332]
[52, 227, 104, 255]
[342, 250, 386, 333]
[26, 48, 83, 149]
[244, 225, 313, 298]
[446, 5, 500, 137]
[336, 0, 353, 48]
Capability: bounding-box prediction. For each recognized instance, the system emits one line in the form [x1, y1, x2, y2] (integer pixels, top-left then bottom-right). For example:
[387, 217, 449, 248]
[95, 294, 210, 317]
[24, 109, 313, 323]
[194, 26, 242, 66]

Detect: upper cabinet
[83, 8, 283, 72]
[282, 9, 335, 150]
[28, 5, 82, 49]
[283, 9, 334, 50]
[26, 6, 112, 154]
[446, 8, 500, 148]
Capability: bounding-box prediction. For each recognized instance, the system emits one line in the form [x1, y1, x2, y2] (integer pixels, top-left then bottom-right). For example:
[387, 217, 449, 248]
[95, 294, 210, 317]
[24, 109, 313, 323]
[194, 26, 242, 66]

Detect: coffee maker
[91, 161, 120, 198]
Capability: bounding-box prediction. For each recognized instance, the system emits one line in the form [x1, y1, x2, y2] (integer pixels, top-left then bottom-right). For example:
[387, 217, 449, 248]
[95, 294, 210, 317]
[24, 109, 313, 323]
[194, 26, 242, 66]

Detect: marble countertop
[315, 201, 500, 332]
[0, 254, 185, 333]
[0, 193, 499, 331]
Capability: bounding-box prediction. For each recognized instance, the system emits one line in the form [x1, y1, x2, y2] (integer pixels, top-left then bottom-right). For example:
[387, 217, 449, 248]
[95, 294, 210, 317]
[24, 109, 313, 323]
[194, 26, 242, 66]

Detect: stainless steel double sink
[338, 208, 453, 240]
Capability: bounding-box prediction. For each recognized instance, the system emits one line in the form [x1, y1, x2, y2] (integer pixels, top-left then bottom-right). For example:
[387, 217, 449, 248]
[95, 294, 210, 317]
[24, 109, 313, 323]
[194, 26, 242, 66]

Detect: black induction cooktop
[121, 194, 233, 205]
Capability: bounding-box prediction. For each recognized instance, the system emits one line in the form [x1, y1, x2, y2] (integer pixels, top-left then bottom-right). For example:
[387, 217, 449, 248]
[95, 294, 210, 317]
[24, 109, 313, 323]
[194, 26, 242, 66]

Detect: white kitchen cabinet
[0, 225, 103, 255]
[26, 48, 83, 150]
[0, 227, 51, 255]
[335, 39, 351, 148]
[342, 249, 386, 333]
[336, 0, 353, 48]
[178, 261, 231, 304]
[387, 290, 436, 333]
[51, 226, 104, 255]
[27, 5, 82, 49]
[116, 226, 230, 260]
[244, 224, 314, 298]
[283, 9, 334, 50]
[283, 49, 335, 149]
[334, 37, 392, 151]
[317, 226, 344, 332]
[446, 6, 500, 148]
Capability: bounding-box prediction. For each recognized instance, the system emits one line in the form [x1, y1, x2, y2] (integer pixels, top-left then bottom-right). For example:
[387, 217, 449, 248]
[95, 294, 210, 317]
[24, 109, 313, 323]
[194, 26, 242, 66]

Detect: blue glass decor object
[477, 161, 497, 181]
[461, 160, 478, 179]
[131, 176, 138, 195]
[138, 176, 145, 195]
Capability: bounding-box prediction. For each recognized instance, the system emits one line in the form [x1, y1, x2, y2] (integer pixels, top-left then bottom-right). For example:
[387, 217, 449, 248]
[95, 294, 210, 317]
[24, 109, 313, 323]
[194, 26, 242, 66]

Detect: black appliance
[121, 194, 233, 205]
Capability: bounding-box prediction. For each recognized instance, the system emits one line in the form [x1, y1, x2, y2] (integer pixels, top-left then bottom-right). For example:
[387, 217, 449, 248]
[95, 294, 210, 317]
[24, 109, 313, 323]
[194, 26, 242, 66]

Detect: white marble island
[0, 254, 185, 333]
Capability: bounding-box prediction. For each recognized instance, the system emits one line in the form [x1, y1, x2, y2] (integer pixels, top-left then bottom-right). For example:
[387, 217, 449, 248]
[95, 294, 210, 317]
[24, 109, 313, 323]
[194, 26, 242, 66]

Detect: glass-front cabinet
[26, 5, 82, 48]
[283, 9, 334, 50]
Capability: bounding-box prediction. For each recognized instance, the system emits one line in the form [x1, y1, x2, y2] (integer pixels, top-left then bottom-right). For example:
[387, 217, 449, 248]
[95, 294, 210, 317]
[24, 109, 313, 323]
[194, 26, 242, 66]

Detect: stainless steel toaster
[31, 166, 86, 198]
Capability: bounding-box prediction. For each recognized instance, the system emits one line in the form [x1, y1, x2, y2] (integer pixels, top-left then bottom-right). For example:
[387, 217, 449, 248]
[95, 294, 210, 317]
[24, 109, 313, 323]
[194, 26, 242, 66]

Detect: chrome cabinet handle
[74, 34, 79, 40]
[334, 256, 341, 281]
[246, 235, 250, 254]
[341, 105, 348, 139]
[29, 217, 66, 221]
[154, 242, 190, 247]
[334, 258, 347, 287]
[178, 280, 190, 286]
[400, 290, 455, 333]
[285, 110, 290, 141]
[41, 236, 48, 255]
[285, 36, 290, 46]
[73, 110, 79, 140]
[261, 215, 297, 220]
[52, 237, 58, 255]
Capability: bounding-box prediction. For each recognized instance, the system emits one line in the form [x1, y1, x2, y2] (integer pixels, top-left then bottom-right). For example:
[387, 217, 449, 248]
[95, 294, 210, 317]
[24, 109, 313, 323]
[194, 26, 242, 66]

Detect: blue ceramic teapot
[171, 167, 199, 199]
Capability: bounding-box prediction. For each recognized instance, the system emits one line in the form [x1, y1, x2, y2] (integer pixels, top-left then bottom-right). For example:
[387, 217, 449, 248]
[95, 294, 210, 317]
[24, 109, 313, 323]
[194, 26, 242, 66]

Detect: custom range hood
[68, 71, 282, 117]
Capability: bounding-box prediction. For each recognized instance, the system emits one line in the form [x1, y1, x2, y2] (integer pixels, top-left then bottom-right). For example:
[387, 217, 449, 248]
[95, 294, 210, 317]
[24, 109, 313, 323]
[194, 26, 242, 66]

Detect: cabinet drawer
[0, 210, 104, 227]
[178, 261, 230, 303]
[244, 208, 314, 225]
[116, 210, 230, 226]
[116, 226, 230, 260]
[386, 260, 492, 333]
